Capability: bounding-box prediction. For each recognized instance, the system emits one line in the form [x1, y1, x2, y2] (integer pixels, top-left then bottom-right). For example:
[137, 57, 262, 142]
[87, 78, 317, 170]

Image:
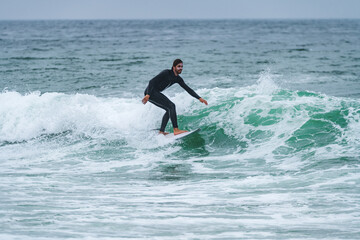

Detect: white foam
[0, 91, 158, 143]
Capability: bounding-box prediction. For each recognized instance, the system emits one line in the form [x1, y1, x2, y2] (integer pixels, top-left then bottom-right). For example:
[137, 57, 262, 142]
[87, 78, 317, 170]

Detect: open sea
[1, 19, 360, 239]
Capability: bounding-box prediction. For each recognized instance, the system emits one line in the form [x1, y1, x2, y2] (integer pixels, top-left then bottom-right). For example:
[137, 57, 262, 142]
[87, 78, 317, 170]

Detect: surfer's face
[173, 63, 183, 75]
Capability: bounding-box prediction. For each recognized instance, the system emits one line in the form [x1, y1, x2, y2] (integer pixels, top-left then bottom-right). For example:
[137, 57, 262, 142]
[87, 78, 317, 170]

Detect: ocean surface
[0, 19, 360, 239]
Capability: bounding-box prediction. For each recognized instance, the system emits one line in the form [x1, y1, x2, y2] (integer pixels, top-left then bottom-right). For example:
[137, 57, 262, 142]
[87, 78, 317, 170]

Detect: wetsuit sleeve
[178, 78, 201, 99]
[145, 81, 154, 96]
[145, 78, 157, 96]
[145, 71, 167, 96]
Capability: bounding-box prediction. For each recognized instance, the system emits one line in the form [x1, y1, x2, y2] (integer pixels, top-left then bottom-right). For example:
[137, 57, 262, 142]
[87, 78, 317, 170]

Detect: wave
[1, 75, 360, 161]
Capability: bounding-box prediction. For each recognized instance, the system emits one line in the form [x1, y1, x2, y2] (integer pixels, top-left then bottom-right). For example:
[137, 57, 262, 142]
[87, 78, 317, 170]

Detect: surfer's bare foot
[173, 128, 188, 135]
[159, 131, 169, 135]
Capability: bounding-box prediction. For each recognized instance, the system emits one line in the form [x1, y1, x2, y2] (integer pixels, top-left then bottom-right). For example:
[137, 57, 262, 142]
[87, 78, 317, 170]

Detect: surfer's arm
[143, 74, 160, 104]
[178, 78, 208, 105]
[178, 78, 201, 99]
[145, 80, 155, 96]
[146, 70, 168, 96]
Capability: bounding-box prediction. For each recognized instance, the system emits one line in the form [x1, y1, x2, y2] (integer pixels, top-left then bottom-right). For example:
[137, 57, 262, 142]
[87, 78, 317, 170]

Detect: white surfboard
[165, 128, 201, 140]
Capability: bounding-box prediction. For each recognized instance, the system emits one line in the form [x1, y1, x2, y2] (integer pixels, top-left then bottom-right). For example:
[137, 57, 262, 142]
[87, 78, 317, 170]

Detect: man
[142, 59, 208, 135]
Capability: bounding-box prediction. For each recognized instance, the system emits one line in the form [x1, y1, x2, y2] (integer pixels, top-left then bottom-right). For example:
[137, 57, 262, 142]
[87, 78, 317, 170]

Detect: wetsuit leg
[148, 91, 178, 132]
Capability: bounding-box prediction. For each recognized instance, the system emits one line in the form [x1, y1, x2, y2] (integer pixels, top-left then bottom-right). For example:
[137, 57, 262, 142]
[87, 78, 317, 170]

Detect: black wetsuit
[144, 69, 201, 132]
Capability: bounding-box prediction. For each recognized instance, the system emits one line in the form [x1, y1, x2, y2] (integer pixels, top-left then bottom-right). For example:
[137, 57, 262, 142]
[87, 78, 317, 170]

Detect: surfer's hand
[199, 98, 208, 105]
[142, 95, 150, 104]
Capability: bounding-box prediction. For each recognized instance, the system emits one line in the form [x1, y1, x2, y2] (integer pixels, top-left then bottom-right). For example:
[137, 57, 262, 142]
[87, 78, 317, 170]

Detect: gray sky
[0, 0, 359, 20]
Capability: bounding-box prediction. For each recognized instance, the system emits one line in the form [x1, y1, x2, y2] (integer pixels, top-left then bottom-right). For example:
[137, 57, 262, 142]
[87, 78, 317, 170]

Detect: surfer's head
[172, 59, 183, 76]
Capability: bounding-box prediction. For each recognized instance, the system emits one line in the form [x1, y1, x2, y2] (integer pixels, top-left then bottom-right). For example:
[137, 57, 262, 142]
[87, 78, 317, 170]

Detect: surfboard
[165, 128, 200, 140]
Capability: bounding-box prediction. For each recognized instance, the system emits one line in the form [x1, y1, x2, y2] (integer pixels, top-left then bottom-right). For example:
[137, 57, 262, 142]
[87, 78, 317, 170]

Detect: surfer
[142, 59, 208, 135]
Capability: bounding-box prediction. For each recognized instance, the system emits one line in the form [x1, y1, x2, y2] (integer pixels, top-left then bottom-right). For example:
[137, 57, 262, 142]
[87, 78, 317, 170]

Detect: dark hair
[172, 59, 183, 68]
